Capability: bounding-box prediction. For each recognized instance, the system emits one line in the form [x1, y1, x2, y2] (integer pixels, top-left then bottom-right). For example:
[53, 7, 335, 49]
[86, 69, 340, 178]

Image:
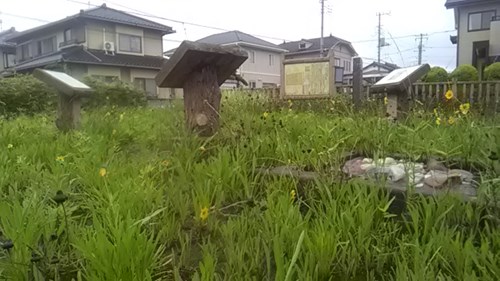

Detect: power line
[387, 31, 406, 67]
[0, 12, 51, 23]
[66, 0, 293, 43]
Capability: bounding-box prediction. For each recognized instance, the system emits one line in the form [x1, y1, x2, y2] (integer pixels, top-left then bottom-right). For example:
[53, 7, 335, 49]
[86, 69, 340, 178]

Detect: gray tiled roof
[196, 30, 285, 51]
[81, 4, 173, 32]
[0, 27, 18, 47]
[279, 35, 357, 55]
[8, 4, 174, 42]
[14, 46, 165, 71]
[445, 0, 498, 8]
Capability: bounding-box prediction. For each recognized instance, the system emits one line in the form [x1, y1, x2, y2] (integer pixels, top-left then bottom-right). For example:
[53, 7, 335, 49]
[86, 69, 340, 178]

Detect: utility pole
[417, 33, 428, 65]
[320, 0, 325, 57]
[377, 12, 390, 70]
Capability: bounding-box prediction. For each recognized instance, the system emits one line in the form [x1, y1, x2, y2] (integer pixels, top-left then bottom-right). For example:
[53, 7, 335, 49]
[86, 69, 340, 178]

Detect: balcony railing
[59, 39, 84, 48]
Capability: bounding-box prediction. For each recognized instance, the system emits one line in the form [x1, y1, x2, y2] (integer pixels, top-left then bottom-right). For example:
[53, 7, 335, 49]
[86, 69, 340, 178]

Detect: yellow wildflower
[384, 96, 388, 105]
[448, 116, 456, 125]
[445, 89, 454, 100]
[263, 112, 269, 119]
[290, 189, 296, 201]
[7, 144, 13, 149]
[200, 207, 209, 221]
[199, 146, 206, 152]
[433, 108, 438, 117]
[99, 167, 107, 177]
[56, 156, 65, 162]
[459, 103, 470, 115]
[435, 117, 441, 125]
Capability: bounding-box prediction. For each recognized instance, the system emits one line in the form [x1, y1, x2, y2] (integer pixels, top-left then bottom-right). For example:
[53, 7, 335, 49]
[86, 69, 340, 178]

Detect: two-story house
[344, 61, 400, 85]
[279, 35, 358, 83]
[0, 27, 18, 77]
[165, 30, 287, 89]
[6, 4, 175, 98]
[445, 0, 500, 68]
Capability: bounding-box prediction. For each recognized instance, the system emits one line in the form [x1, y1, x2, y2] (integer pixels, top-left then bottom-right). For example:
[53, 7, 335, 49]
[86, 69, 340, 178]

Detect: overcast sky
[1, 0, 457, 69]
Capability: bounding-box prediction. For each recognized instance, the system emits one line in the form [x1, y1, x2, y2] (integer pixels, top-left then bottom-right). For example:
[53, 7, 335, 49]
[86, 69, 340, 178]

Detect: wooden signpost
[156, 41, 247, 137]
[371, 64, 430, 120]
[33, 69, 92, 131]
[280, 49, 336, 99]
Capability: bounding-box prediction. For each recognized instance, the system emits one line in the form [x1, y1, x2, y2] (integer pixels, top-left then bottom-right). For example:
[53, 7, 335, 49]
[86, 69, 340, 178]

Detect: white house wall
[239, 47, 282, 87]
[87, 65, 121, 78]
[458, 3, 500, 65]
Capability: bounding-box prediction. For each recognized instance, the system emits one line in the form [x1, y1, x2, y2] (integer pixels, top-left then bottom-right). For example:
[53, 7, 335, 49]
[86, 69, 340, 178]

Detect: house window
[91, 75, 117, 83]
[20, 44, 31, 61]
[3, 53, 15, 68]
[334, 58, 341, 67]
[343, 60, 351, 72]
[134, 78, 157, 98]
[248, 50, 255, 63]
[119, 34, 142, 53]
[64, 29, 72, 42]
[249, 81, 256, 89]
[268, 54, 275, 66]
[299, 43, 307, 49]
[468, 10, 496, 31]
[35, 37, 56, 56]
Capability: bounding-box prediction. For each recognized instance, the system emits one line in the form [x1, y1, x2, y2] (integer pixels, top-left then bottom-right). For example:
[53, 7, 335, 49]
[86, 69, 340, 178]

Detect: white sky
[0, 0, 457, 69]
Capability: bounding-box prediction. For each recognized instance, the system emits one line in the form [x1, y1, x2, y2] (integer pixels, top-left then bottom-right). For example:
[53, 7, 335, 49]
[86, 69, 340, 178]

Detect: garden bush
[0, 74, 57, 117]
[449, 64, 478, 81]
[422, 66, 449, 82]
[484, 62, 500, 81]
[82, 76, 147, 108]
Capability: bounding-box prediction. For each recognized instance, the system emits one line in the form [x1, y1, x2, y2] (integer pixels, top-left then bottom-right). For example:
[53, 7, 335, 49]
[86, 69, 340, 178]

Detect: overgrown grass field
[1, 93, 499, 280]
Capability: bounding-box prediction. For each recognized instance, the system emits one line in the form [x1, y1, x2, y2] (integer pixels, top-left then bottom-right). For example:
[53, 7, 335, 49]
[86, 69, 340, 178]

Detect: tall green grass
[0, 93, 499, 280]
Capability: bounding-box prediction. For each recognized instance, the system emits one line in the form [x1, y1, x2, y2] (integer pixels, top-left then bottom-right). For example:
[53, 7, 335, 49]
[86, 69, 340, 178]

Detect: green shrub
[0, 74, 57, 117]
[422, 66, 449, 82]
[82, 76, 147, 108]
[449, 64, 478, 81]
[484, 62, 500, 81]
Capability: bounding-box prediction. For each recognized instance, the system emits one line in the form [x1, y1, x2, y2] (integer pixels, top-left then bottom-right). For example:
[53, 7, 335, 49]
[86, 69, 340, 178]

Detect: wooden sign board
[281, 56, 336, 99]
[371, 64, 430, 120]
[156, 41, 248, 137]
[371, 64, 431, 93]
[156, 41, 248, 88]
[33, 69, 92, 131]
[33, 69, 92, 97]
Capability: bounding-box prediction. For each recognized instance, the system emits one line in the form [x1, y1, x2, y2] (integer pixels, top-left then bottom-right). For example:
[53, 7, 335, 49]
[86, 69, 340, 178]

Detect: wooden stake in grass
[156, 41, 248, 137]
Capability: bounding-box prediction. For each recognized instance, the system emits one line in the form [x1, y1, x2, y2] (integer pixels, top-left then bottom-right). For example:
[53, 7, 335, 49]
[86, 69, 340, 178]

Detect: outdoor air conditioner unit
[103, 41, 115, 55]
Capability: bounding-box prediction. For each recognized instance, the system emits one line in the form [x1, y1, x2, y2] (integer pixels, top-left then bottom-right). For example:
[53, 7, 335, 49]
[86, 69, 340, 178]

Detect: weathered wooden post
[33, 69, 92, 131]
[352, 57, 363, 110]
[371, 64, 430, 120]
[156, 41, 247, 137]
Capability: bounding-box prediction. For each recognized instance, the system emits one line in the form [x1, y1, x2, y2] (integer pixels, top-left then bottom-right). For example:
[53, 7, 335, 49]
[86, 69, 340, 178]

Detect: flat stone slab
[155, 41, 248, 88]
[257, 161, 479, 202]
[33, 69, 92, 97]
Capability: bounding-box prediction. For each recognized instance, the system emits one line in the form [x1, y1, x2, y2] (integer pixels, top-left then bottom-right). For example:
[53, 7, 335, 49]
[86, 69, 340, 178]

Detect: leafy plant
[484, 62, 500, 81]
[449, 64, 479, 81]
[422, 66, 449, 82]
[0, 74, 57, 118]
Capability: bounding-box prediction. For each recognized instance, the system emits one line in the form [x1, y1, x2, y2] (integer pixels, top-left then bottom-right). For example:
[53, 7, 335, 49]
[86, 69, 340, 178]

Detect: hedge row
[0, 75, 147, 118]
[423, 62, 500, 83]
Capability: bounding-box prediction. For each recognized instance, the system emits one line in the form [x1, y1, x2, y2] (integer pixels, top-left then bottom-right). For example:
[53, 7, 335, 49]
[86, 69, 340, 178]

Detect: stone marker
[156, 41, 248, 137]
[371, 64, 430, 120]
[33, 69, 92, 131]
